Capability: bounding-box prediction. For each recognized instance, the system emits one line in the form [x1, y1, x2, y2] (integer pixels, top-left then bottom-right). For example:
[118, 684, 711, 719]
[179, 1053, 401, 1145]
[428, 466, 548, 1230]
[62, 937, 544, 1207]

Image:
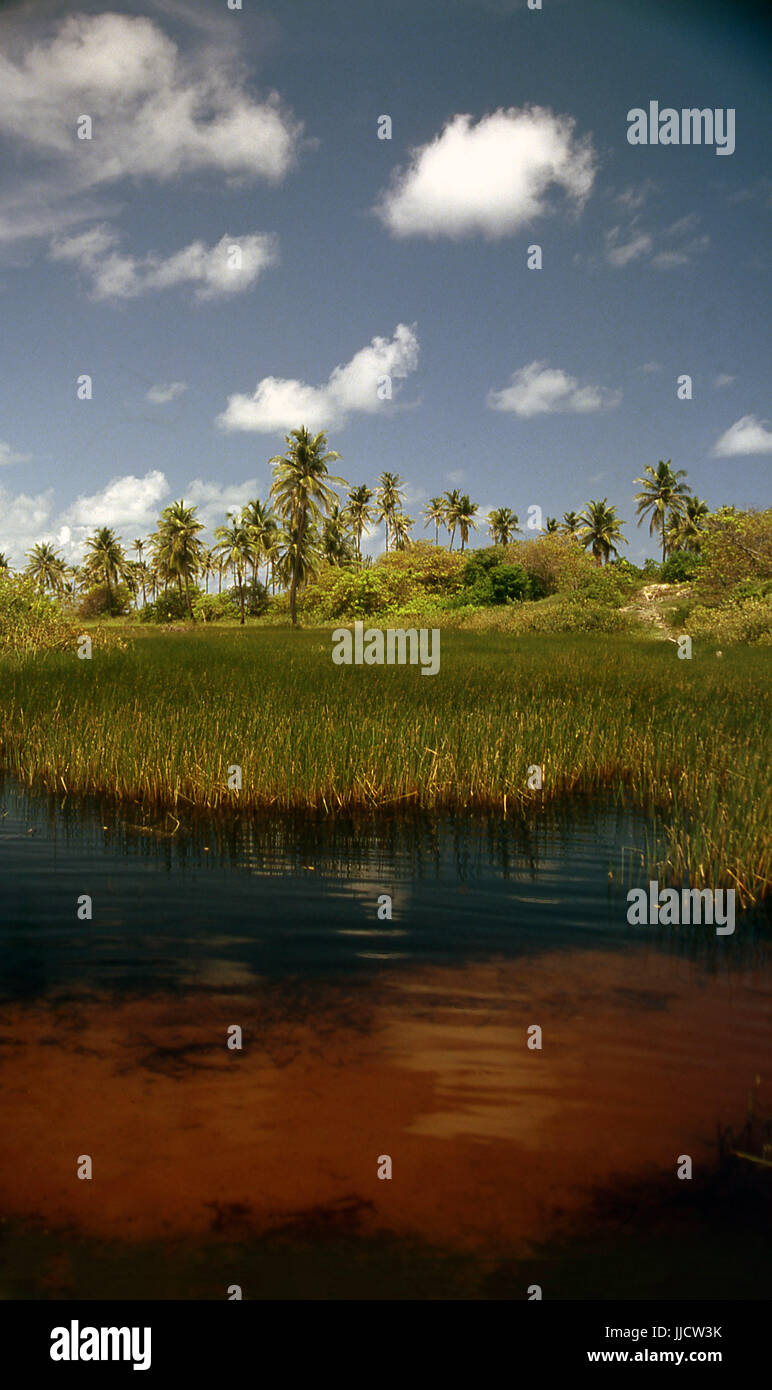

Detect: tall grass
[0, 629, 769, 902]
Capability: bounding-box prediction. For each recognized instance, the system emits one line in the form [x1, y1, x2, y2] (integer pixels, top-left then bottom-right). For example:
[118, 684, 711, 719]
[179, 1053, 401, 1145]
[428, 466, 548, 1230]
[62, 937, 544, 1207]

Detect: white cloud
[184, 478, 261, 530]
[49, 227, 278, 300]
[218, 323, 420, 433]
[0, 483, 54, 564]
[713, 374, 735, 389]
[487, 361, 621, 418]
[604, 214, 709, 271]
[0, 12, 303, 246]
[605, 228, 653, 267]
[375, 106, 595, 239]
[147, 382, 188, 404]
[712, 415, 772, 457]
[62, 470, 169, 530]
[0, 438, 31, 465]
[639, 361, 663, 374]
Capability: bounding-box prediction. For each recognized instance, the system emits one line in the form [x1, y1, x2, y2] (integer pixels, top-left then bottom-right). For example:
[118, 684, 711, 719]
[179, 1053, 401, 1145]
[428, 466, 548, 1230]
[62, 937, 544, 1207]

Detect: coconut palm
[269, 427, 345, 625]
[214, 516, 253, 624]
[374, 472, 406, 554]
[391, 511, 415, 551]
[559, 511, 582, 538]
[83, 527, 126, 604]
[322, 504, 353, 565]
[0, 552, 10, 572]
[131, 540, 148, 604]
[423, 496, 447, 545]
[25, 542, 66, 594]
[578, 498, 627, 565]
[633, 460, 691, 562]
[241, 498, 276, 587]
[666, 495, 710, 553]
[153, 501, 204, 617]
[345, 485, 374, 560]
[198, 547, 216, 594]
[454, 494, 479, 552]
[544, 516, 559, 534]
[276, 522, 323, 591]
[487, 507, 519, 545]
[443, 489, 462, 550]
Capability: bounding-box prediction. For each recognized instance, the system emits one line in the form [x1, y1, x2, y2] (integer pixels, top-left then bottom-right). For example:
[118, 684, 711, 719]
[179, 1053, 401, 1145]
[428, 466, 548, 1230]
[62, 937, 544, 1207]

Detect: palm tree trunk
[239, 565, 245, 625]
[184, 571, 193, 618]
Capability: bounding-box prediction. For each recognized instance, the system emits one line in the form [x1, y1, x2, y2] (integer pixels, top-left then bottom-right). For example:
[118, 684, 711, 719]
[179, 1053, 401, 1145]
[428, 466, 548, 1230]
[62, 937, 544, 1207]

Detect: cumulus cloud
[375, 106, 595, 239]
[0, 483, 53, 563]
[712, 415, 772, 457]
[0, 12, 303, 246]
[147, 382, 188, 404]
[713, 373, 735, 389]
[0, 438, 31, 465]
[49, 227, 278, 300]
[487, 361, 621, 418]
[61, 470, 169, 530]
[218, 323, 420, 433]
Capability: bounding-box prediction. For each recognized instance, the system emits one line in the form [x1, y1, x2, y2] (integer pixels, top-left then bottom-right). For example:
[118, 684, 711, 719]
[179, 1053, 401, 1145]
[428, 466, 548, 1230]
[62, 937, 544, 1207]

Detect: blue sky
[0, 0, 769, 565]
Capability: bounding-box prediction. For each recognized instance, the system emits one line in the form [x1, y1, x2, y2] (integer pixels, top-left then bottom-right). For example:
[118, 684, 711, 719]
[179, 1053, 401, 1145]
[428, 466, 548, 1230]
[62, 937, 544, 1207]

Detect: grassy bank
[0, 628, 770, 902]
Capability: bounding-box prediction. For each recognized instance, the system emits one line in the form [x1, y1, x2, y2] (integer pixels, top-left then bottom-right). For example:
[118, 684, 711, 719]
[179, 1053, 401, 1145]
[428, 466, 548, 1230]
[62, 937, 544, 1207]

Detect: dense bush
[192, 592, 239, 623]
[77, 583, 132, 618]
[138, 590, 194, 623]
[502, 534, 596, 595]
[375, 542, 465, 595]
[461, 594, 631, 634]
[688, 595, 772, 645]
[660, 552, 701, 583]
[0, 572, 78, 653]
[697, 507, 772, 602]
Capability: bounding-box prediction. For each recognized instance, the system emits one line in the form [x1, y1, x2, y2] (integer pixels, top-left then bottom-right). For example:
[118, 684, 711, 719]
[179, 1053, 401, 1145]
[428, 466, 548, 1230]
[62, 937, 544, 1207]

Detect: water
[1, 776, 770, 1299]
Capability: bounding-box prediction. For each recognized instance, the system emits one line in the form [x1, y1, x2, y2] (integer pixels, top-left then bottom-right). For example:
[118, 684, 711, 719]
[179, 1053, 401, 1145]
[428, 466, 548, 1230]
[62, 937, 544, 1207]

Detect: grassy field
[0, 627, 770, 903]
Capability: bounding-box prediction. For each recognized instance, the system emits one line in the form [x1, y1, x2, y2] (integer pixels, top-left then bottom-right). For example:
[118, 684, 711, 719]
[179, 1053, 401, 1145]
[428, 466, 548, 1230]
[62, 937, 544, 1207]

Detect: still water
[1, 776, 770, 1299]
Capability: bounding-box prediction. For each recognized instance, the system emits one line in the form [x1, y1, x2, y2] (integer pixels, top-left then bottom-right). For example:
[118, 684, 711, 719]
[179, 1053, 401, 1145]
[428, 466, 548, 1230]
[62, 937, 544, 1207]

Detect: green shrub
[77, 583, 132, 618]
[0, 572, 78, 653]
[461, 594, 630, 634]
[138, 591, 192, 624]
[688, 595, 772, 645]
[502, 534, 596, 595]
[660, 552, 701, 583]
[192, 592, 239, 623]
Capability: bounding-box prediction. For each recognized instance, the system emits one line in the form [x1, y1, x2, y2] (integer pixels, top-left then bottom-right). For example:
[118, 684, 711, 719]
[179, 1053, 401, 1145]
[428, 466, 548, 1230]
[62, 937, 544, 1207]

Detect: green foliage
[192, 592, 239, 623]
[0, 572, 78, 653]
[688, 595, 772, 645]
[660, 552, 701, 583]
[375, 542, 464, 593]
[456, 549, 531, 606]
[77, 583, 131, 618]
[503, 534, 596, 596]
[231, 580, 269, 616]
[462, 594, 630, 634]
[138, 590, 195, 624]
[697, 507, 772, 602]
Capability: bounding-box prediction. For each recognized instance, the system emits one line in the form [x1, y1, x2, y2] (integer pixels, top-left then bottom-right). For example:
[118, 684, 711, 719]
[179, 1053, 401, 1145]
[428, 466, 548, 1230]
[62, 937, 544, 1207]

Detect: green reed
[0, 628, 769, 902]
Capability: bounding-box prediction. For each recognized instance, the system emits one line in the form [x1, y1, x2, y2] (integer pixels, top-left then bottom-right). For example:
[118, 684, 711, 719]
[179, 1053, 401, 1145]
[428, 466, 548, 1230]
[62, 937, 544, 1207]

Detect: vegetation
[0, 629, 768, 904]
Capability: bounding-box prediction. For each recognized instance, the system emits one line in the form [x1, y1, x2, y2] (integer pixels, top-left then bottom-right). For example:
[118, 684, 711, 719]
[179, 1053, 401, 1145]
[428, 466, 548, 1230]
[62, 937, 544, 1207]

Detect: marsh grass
[0, 629, 769, 902]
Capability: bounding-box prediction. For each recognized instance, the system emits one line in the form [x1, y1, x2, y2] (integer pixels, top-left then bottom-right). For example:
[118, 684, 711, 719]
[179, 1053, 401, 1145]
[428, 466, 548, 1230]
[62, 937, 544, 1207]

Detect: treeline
[2, 431, 713, 626]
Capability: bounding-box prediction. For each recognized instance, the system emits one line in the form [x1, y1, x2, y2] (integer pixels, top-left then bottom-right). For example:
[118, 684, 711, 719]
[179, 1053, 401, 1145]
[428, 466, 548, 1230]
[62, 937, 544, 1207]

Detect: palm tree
[544, 516, 559, 534]
[559, 510, 582, 538]
[443, 488, 462, 550]
[488, 507, 519, 545]
[345, 485, 374, 560]
[25, 541, 66, 594]
[666, 495, 710, 553]
[277, 522, 323, 593]
[0, 552, 10, 572]
[241, 498, 276, 588]
[198, 547, 216, 594]
[578, 498, 627, 565]
[154, 501, 204, 617]
[374, 472, 406, 554]
[83, 527, 126, 605]
[214, 515, 253, 624]
[455, 494, 479, 552]
[322, 504, 353, 565]
[391, 511, 415, 551]
[269, 427, 345, 625]
[132, 539, 148, 604]
[633, 460, 691, 562]
[423, 496, 447, 545]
